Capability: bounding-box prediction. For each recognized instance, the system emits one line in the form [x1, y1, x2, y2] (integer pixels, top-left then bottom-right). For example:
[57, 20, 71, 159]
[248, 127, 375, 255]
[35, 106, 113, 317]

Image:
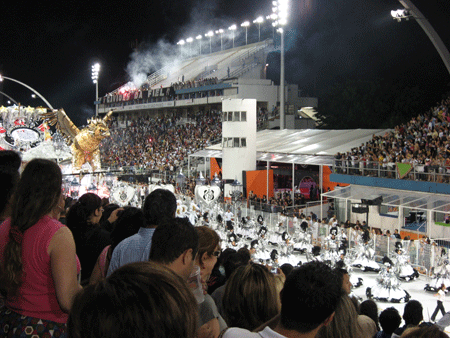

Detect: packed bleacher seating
[335, 96, 450, 182]
[100, 110, 222, 171]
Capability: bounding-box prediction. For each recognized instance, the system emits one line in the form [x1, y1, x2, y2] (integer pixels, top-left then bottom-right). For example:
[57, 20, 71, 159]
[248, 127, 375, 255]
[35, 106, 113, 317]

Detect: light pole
[271, 0, 289, 130]
[196, 35, 203, 54]
[228, 24, 237, 48]
[253, 16, 264, 41]
[186, 37, 194, 56]
[91, 63, 100, 117]
[215, 29, 224, 50]
[205, 31, 214, 54]
[241, 21, 250, 45]
[0, 75, 54, 110]
[391, 1, 450, 76]
[177, 39, 185, 58]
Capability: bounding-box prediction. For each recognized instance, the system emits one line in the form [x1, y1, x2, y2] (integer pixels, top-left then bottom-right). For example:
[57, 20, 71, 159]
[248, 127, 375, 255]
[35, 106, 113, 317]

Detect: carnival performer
[425, 254, 450, 292]
[366, 256, 410, 303]
[352, 229, 380, 272]
[431, 284, 447, 322]
[293, 220, 313, 254]
[392, 241, 419, 281]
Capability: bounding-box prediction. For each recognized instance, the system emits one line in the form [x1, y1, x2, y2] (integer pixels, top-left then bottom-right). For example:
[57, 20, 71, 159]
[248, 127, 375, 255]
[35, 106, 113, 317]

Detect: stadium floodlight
[253, 16, 264, 41]
[228, 24, 237, 48]
[271, 0, 289, 129]
[186, 37, 194, 55]
[205, 31, 214, 53]
[241, 21, 250, 45]
[177, 39, 186, 45]
[91, 63, 101, 116]
[196, 35, 203, 54]
[215, 29, 224, 50]
[391, 9, 411, 22]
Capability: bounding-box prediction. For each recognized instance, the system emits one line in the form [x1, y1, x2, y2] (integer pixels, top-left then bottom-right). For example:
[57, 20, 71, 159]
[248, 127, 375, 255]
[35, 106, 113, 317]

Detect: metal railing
[332, 159, 450, 183]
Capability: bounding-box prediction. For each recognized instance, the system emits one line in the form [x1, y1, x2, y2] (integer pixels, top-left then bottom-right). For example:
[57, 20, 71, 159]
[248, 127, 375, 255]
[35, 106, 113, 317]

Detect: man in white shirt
[224, 208, 233, 231]
[222, 261, 341, 338]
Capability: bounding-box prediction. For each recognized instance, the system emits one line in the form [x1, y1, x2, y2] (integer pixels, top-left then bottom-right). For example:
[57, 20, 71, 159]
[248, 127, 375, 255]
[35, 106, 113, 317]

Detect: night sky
[1, 0, 449, 126]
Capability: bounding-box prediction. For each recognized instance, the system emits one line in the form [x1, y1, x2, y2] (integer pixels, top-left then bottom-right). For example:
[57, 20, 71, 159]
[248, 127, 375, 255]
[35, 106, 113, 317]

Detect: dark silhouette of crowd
[1, 154, 448, 337]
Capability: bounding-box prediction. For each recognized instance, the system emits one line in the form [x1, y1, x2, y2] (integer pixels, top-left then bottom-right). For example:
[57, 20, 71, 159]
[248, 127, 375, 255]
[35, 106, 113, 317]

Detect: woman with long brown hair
[0, 159, 82, 337]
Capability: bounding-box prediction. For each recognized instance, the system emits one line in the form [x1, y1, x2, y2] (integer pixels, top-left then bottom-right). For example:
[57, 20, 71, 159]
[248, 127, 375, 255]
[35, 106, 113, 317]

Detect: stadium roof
[194, 128, 392, 166]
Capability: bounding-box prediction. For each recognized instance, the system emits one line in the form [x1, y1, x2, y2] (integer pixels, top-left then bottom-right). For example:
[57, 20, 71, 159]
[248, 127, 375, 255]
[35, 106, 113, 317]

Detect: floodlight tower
[177, 39, 185, 58]
[205, 31, 214, 54]
[186, 37, 194, 56]
[91, 63, 100, 116]
[253, 16, 264, 41]
[196, 35, 203, 54]
[215, 29, 224, 50]
[241, 21, 250, 45]
[391, 0, 450, 75]
[271, 0, 289, 130]
[228, 24, 237, 48]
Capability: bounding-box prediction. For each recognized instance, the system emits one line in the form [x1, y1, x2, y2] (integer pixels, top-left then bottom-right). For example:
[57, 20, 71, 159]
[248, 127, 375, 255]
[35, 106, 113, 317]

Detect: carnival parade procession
[1, 0, 450, 337]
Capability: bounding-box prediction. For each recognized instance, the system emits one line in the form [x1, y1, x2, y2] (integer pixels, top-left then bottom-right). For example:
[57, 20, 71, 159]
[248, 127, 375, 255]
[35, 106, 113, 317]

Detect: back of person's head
[149, 217, 198, 266]
[379, 307, 401, 335]
[0, 150, 21, 217]
[401, 325, 449, 338]
[100, 203, 120, 224]
[223, 251, 248, 279]
[109, 207, 145, 251]
[280, 263, 294, 277]
[68, 262, 198, 338]
[0, 159, 62, 296]
[359, 299, 379, 331]
[222, 263, 280, 331]
[66, 193, 102, 230]
[403, 300, 423, 326]
[143, 189, 177, 226]
[237, 247, 251, 263]
[280, 261, 341, 334]
[316, 294, 362, 338]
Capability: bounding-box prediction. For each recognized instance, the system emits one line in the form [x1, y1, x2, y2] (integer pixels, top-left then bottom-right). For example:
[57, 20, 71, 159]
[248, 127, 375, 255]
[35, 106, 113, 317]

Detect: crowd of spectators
[172, 77, 220, 90]
[335, 96, 450, 182]
[100, 110, 222, 171]
[1, 154, 449, 337]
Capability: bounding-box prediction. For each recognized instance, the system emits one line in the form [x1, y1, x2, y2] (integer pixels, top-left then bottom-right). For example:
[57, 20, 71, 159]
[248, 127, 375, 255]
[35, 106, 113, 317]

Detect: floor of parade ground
[349, 267, 450, 333]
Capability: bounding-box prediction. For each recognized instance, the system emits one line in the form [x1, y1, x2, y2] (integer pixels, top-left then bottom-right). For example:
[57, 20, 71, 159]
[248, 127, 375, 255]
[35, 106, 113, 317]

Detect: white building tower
[222, 98, 257, 198]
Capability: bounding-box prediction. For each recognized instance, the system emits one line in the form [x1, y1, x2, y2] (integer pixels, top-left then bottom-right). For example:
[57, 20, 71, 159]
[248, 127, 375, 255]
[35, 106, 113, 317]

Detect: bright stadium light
[391, 9, 411, 21]
[253, 16, 264, 41]
[196, 35, 203, 54]
[186, 37, 194, 55]
[205, 31, 214, 53]
[228, 24, 237, 48]
[241, 21, 250, 45]
[271, 0, 289, 129]
[215, 29, 224, 50]
[91, 63, 101, 116]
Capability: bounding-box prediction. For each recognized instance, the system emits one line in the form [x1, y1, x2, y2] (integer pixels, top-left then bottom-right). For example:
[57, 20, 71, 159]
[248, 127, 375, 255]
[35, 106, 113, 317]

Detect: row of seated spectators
[100, 110, 222, 170]
[0, 153, 447, 337]
[335, 96, 450, 181]
[172, 77, 220, 90]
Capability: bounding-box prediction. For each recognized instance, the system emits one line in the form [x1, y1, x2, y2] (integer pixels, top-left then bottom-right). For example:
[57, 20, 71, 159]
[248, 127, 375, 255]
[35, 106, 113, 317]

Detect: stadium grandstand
[97, 39, 318, 130]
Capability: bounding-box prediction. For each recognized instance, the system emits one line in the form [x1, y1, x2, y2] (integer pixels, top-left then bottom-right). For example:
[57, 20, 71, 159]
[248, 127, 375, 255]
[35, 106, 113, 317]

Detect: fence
[176, 196, 446, 277]
[332, 159, 450, 183]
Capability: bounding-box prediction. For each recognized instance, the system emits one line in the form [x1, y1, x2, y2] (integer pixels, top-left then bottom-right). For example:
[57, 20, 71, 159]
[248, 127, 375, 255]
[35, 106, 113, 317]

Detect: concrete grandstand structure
[97, 39, 317, 129]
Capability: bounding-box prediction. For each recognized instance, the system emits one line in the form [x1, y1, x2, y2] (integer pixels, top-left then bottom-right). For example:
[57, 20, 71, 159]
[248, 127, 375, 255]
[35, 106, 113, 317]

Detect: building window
[228, 112, 233, 121]
[241, 138, 246, 147]
[223, 112, 227, 121]
[227, 138, 233, 148]
[241, 111, 247, 121]
[234, 111, 240, 121]
[234, 138, 240, 147]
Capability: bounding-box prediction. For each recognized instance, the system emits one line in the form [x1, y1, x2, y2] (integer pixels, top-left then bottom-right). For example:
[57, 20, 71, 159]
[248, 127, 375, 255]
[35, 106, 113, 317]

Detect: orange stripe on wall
[323, 165, 349, 191]
[210, 158, 222, 179]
